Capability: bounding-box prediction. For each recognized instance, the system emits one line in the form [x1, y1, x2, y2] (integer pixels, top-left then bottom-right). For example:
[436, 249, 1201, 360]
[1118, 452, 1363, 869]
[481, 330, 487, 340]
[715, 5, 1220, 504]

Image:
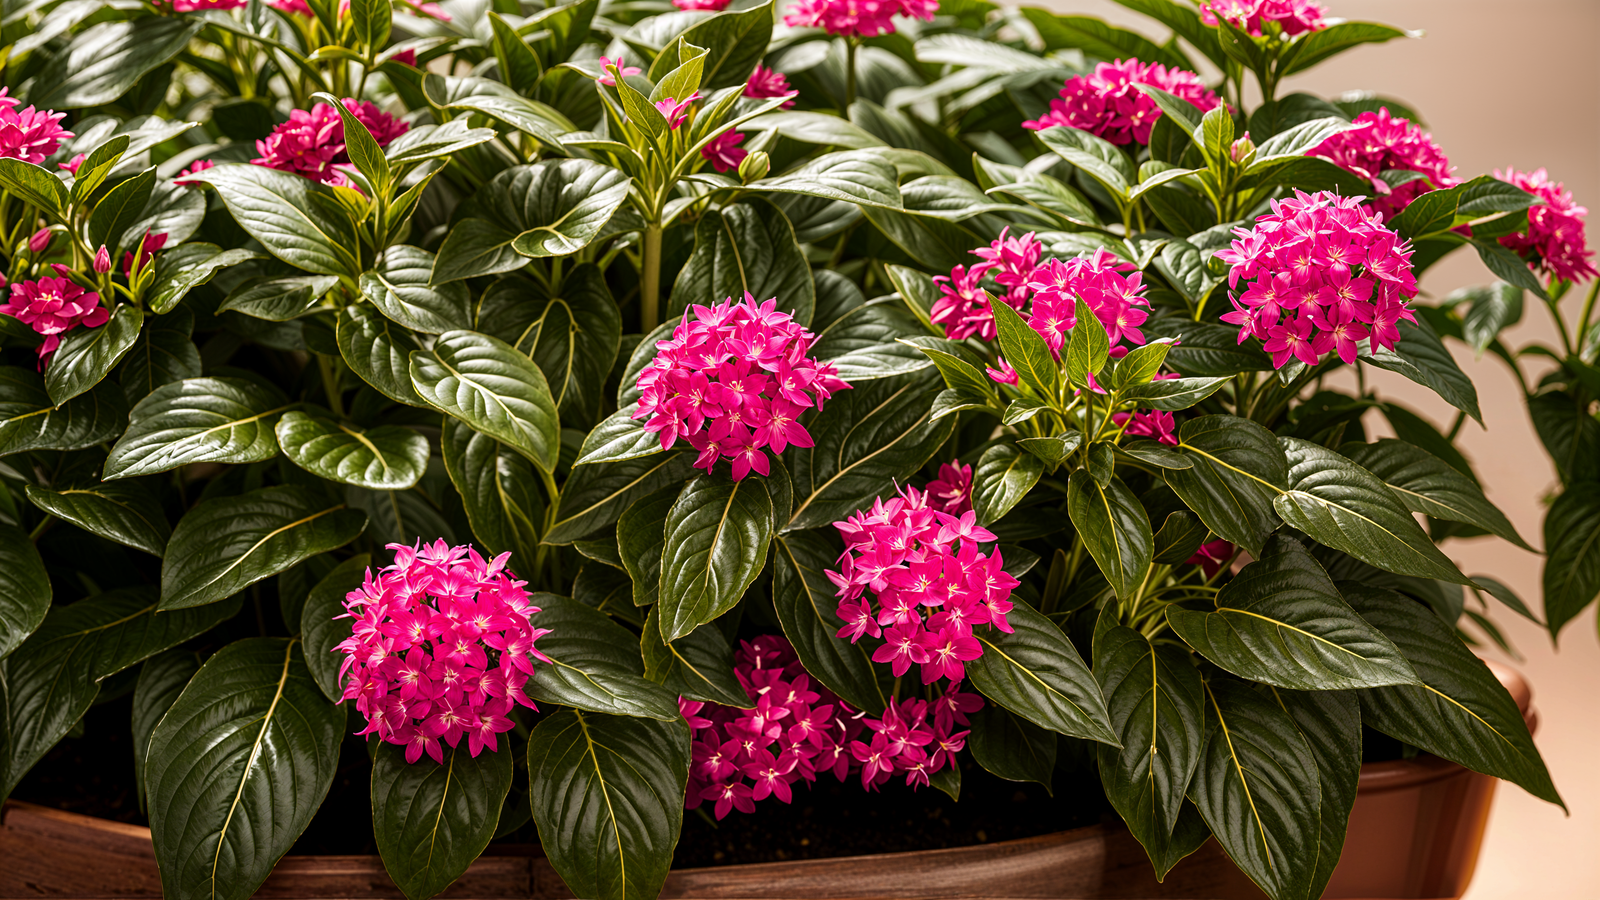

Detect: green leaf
[1270, 687, 1362, 900]
[474, 160, 632, 259]
[750, 149, 903, 210]
[120, 308, 201, 404]
[772, 532, 888, 714]
[658, 475, 773, 642]
[103, 376, 288, 479]
[1455, 282, 1524, 354]
[1197, 105, 1235, 168]
[275, 411, 429, 490]
[1190, 678, 1321, 900]
[424, 75, 575, 151]
[641, 607, 749, 708]
[671, 1, 773, 88]
[665, 200, 815, 326]
[972, 442, 1044, 526]
[1543, 484, 1600, 641]
[24, 481, 169, 557]
[132, 649, 202, 813]
[0, 158, 68, 213]
[967, 704, 1056, 790]
[1118, 375, 1231, 411]
[1165, 415, 1286, 555]
[574, 409, 662, 467]
[990, 295, 1059, 400]
[617, 486, 675, 607]
[967, 600, 1117, 744]
[1388, 174, 1534, 242]
[1147, 317, 1273, 376]
[431, 219, 524, 285]
[194, 164, 361, 277]
[0, 367, 127, 457]
[1036, 126, 1133, 197]
[43, 304, 142, 406]
[0, 526, 50, 662]
[1064, 297, 1111, 390]
[300, 554, 371, 702]
[526, 593, 680, 720]
[1343, 583, 1562, 808]
[746, 111, 885, 151]
[546, 452, 696, 544]
[410, 330, 561, 472]
[1275, 436, 1470, 585]
[1364, 317, 1481, 423]
[787, 370, 953, 530]
[1017, 430, 1083, 467]
[349, 0, 392, 51]
[146, 638, 345, 900]
[528, 710, 689, 900]
[160, 485, 367, 610]
[1151, 510, 1209, 565]
[371, 741, 513, 900]
[1528, 390, 1600, 483]
[1092, 612, 1205, 871]
[479, 265, 622, 426]
[222, 274, 338, 321]
[89, 167, 157, 256]
[1167, 534, 1418, 690]
[361, 245, 471, 334]
[1280, 20, 1412, 75]
[1067, 471, 1152, 601]
[1020, 7, 1190, 71]
[441, 419, 542, 565]
[29, 17, 202, 108]
[488, 11, 542, 95]
[522, 0, 597, 71]
[149, 245, 262, 316]
[338, 303, 428, 408]
[0, 588, 235, 805]
[1340, 438, 1530, 550]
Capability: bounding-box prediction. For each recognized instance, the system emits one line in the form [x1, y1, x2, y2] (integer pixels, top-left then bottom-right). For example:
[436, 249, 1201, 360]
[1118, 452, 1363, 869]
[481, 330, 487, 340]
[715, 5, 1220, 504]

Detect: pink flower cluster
[0, 269, 107, 365]
[925, 461, 973, 516]
[170, 0, 247, 11]
[1113, 409, 1177, 445]
[1308, 108, 1458, 221]
[701, 131, 748, 173]
[1199, 0, 1327, 36]
[252, 99, 408, 187]
[683, 635, 984, 818]
[746, 65, 797, 109]
[931, 228, 1040, 342]
[336, 541, 552, 764]
[0, 88, 72, 165]
[674, 0, 728, 8]
[1495, 168, 1597, 283]
[633, 293, 850, 480]
[1022, 59, 1221, 146]
[828, 482, 1019, 686]
[1216, 190, 1419, 368]
[782, 0, 937, 38]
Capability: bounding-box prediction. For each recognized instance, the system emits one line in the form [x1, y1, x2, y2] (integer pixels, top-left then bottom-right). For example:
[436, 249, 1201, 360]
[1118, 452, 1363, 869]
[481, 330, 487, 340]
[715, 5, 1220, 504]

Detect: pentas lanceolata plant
[0, 4, 1585, 900]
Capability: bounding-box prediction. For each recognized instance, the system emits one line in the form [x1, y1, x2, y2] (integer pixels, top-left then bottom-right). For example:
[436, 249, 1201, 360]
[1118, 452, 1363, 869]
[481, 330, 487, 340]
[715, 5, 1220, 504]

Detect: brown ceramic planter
[0, 660, 1533, 900]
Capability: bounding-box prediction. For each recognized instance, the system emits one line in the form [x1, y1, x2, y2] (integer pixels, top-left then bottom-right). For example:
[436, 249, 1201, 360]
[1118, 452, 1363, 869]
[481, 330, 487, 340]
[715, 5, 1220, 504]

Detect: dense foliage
[0, 0, 1591, 899]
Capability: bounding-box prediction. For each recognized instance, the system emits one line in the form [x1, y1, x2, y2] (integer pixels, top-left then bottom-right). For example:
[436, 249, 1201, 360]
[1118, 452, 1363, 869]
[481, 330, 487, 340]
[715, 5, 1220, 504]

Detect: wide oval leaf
[160, 485, 368, 610]
[195, 164, 361, 276]
[1543, 484, 1600, 641]
[1274, 436, 1469, 585]
[0, 366, 127, 456]
[371, 741, 514, 900]
[24, 481, 170, 556]
[103, 376, 289, 479]
[300, 554, 371, 703]
[1164, 414, 1285, 556]
[526, 593, 680, 720]
[640, 607, 749, 708]
[476, 265, 622, 426]
[0, 526, 50, 662]
[132, 649, 202, 813]
[574, 408, 663, 467]
[30, 17, 201, 108]
[121, 306, 202, 403]
[771, 531, 888, 714]
[617, 485, 676, 607]
[276, 411, 429, 490]
[45, 304, 143, 406]
[1067, 471, 1152, 600]
[528, 710, 690, 900]
[410, 330, 561, 473]
[1341, 438, 1531, 550]
[751, 150, 903, 210]
[666, 199, 815, 325]
[361, 245, 473, 334]
[440, 420, 542, 565]
[545, 451, 696, 544]
[658, 475, 773, 642]
[474, 159, 631, 259]
[338, 303, 428, 408]
[966, 704, 1056, 790]
[0, 588, 236, 804]
[146, 638, 345, 900]
[966, 601, 1118, 745]
[1167, 534, 1417, 690]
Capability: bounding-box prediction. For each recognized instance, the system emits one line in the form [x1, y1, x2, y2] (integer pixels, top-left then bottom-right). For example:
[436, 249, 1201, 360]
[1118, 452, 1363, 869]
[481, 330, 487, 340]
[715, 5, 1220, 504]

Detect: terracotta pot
[0, 660, 1534, 900]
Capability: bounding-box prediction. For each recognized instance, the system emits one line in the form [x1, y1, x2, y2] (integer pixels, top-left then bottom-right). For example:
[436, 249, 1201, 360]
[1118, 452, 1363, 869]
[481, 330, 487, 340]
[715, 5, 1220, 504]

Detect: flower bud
[1229, 132, 1256, 166]
[738, 150, 769, 184]
[93, 245, 111, 275]
[27, 228, 50, 254]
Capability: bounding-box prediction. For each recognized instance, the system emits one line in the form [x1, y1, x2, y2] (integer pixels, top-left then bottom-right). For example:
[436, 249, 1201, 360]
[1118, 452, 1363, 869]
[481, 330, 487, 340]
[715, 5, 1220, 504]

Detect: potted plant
[0, 0, 1580, 898]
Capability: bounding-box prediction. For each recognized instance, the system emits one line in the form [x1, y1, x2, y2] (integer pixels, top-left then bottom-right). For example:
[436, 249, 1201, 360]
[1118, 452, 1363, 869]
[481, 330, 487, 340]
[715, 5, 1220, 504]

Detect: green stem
[1575, 279, 1600, 355]
[28, 515, 52, 542]
[1546, 294, 1576, 357]
[318, 354, 345, 418]
[533, 465, 561, 585]
[844, 38, 858, 111]
[641, 222, 663, 331]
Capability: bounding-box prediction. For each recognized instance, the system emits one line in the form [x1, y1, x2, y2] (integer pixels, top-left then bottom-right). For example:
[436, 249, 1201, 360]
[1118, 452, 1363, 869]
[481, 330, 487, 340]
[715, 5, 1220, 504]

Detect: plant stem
[1576, 279, 1600, 355]
[641, 222, 663, 332]
[28, 515, 52, 542]
[318, 354, 345, 418]
[844, 38, 858, 111]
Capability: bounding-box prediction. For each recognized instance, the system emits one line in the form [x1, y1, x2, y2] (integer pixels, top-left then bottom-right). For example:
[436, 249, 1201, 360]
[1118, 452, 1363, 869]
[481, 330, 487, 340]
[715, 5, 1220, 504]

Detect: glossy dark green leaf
[301, 554, 371, 703]
[1269, 687, 1361, 900]
[1454, 281, 1523, 354]
[526, 593, 680, 720]
[667, 199, 814, 325]
[1021, 6, 1189, 71]
[132, 649, 202, 813]
[441, 420, 542, 565]
[967, 601, 1117, 744]
[1364, 318, 1481, 424]
[146, 638, 345, 900]
[475, 160, 631, 258]
[0, 526, 50, 662]
[1164, 415, 1286, 556]
[1344, 583, 1562, 807]
[658, 475, 772, 642]
[0, 588, 234, 804]
[617, 486, 676, 607]
[1093, 612, 1204, 861]
[545, 451, 696, 544]
[574, 409, 662, 467]
[344, 485, 453, 548]
[477, 265, 621, 425]
[1065, 298, 1111, 390]
[787, 370, 953, 530]
[528, 710, 689, 900]
[276, 411, 429, 490]
[990, 296, 1059, 400]
[121, 306, 202, 403]
[641, 607, 749, 708]
[967, 704, 1056, 790]
[103, 376, 289, 479]
[160, 485, 367, 610]
[361, 245, 472, 334]
[772, 532, 887, 715]
[1168, 534, 1417, 690]
[338, 303, 428, 408]
[431, 218, 524, 285]
[1036, 125, 1133, 197]
[24, 481, 170, 556]
[1067, 471, 1152, 601]
[1119, 375, 1231, 411]
[1190, 678, 1321, 900]
[1147, 317, 1273, 376]
[1542, 483, 1600, 641]
[671, 0, 773, 87]
[1276, 436, 1469, 585]
[0, 367, 127, 457]
[1528, 390, 1600, 483]
[973, 442, 1045, 526]
[1279, 20, 1411, 75]
[148, 245, 261, 316]
[751, 149, 902, 210]
[1341, 438, 1530, 550]
[30, 17, 201, 108]
[372, 741, 514, 900]
[45, 304, 143, 406]
[411, 330, 561, 472]
[194, 164, 361, 277]
[1152, 510, 1210, 565]
[811, 305, 931, 382]
[0, 158, 67, 213]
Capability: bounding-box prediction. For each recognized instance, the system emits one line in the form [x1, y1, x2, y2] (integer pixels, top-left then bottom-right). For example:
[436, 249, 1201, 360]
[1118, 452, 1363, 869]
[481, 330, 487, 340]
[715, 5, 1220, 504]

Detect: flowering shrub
[0, 4, 1585, 900]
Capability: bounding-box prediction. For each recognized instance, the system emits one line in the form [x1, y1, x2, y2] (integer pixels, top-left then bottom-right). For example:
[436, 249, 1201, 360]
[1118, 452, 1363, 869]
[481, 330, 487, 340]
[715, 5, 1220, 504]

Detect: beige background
[1031, 1, 1600, 896]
